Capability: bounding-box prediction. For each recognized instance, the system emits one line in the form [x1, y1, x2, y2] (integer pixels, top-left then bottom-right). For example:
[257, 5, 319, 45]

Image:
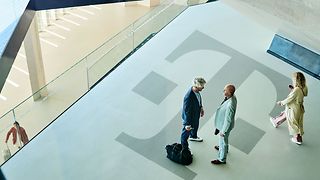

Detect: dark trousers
[181, 126, 190, 149]
[190, 119, 199, 138]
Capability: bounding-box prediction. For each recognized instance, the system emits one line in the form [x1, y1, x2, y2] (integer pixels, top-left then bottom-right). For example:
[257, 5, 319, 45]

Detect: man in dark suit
[181, 77, 206, 149]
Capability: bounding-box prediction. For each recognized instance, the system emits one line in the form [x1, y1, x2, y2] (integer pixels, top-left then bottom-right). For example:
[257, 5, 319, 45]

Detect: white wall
[222, 0, 320, 53]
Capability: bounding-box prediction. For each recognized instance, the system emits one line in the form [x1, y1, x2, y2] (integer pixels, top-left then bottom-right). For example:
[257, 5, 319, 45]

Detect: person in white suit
[211, 84, 237, 165]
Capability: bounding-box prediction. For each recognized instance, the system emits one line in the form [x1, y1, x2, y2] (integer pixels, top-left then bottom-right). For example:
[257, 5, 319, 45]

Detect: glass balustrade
[0, 0, 207, 166]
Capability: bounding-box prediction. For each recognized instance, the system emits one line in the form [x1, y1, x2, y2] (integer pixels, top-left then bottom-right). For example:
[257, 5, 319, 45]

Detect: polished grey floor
[2, 2, 320, 180]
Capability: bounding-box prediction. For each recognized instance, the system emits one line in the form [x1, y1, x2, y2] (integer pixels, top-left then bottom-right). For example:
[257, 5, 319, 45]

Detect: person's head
[13, 121, 20, 128]
[192, 77, 206, 92]
[292, 72, 306, 88]
[223, 84, 236, 98]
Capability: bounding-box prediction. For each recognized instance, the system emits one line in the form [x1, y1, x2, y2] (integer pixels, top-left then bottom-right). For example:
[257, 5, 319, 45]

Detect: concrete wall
[222, 0, 320, 53]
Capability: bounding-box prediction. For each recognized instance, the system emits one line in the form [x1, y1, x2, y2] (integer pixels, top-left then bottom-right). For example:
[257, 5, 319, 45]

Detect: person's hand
[288, 84, 294, 90]
[219, 132, 225, 137]
[200, 108, 204, 117]
[277, 101, 282, 106]
[185, 125, 192, 131]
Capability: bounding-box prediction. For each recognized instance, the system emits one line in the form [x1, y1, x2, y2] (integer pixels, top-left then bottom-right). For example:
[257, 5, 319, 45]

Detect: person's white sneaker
[189, 137, 203, 142]
[291, 137, 302, 145]
[270, 117, 277, 128]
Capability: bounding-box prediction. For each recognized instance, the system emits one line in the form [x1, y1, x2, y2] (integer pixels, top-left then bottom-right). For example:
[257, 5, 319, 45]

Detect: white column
[139, 0, 160, 7]
[125, 0, 160, 7]
[24, 17, 48, 101]
[37, 11, 48, 32]
[55, 9, 65, 19]
[46, 10, 56, 25]
[62, 8, 67, 14]
[124, 1, 138, 6]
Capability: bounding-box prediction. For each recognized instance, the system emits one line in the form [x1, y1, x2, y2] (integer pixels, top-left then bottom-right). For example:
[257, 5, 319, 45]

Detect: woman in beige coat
[276, 72, 308, 145]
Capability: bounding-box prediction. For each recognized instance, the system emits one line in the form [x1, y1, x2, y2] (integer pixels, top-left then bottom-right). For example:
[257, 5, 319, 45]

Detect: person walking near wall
[5, 121, 29, 149]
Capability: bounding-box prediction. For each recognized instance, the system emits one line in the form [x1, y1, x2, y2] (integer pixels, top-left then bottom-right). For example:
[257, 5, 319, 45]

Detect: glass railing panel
[132, 1, 187, 48]
[187, 0, 208, 6]
[9, 60, 88, 158]
[85, 24, 134, 69]
[87, 25, 134, 87]
[132, 1, 173, 29]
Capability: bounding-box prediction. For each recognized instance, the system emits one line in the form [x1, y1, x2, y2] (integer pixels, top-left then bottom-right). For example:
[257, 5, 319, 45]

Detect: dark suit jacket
[182, 87, 202, 126]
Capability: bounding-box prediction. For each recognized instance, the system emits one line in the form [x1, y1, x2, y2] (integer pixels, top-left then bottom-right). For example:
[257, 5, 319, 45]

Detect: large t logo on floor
[116, 31, 289, 180]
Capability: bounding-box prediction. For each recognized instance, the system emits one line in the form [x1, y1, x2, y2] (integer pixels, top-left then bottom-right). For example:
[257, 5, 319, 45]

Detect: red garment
[5, 127, 29, 145]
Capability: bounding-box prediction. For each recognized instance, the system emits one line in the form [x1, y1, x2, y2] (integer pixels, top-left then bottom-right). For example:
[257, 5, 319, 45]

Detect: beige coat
[281, 86, 307, 136]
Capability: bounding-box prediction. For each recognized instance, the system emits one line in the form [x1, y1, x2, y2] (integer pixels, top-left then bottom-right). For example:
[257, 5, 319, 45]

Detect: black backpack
[165, 143, 192, 165]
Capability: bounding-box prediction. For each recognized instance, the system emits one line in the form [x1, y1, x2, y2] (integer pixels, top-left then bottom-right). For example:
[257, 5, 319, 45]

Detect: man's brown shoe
[211, 159, 226, 165]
